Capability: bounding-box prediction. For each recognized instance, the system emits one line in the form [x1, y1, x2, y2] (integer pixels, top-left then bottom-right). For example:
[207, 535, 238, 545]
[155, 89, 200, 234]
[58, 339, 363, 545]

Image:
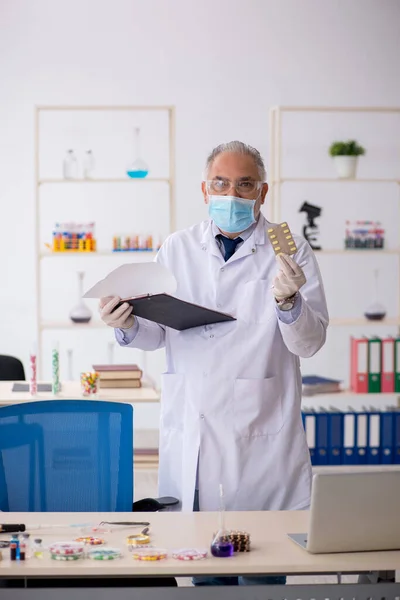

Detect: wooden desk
[0, 511, 399, 578]
[1, 511, 399, 599]
[0, 381, 160, 405]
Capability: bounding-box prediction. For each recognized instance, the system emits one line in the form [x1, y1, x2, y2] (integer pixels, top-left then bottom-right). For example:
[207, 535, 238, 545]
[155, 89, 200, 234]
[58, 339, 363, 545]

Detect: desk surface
[0, 381, 159, 405]
[0, 511, 399, 578]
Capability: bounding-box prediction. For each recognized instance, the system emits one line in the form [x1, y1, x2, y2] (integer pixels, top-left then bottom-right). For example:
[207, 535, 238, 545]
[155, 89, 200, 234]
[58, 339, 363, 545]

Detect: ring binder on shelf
[302, 409, 398, 466]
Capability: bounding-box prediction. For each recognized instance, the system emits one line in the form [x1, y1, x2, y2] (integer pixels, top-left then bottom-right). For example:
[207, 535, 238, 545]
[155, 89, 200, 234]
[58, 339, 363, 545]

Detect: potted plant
[329, 140, 366, 179]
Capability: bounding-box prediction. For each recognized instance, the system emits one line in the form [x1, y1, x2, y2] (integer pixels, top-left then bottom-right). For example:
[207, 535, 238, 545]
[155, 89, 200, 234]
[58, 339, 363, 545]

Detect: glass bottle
[63, 150, 78, 179]
[10, 535, 19, 561]
[126, 127, 149, 178]
[83, 150, 95, 179]
[33, 538, 44, 559]
[69, 271, 93, 324]
[21, 533, 31, 559]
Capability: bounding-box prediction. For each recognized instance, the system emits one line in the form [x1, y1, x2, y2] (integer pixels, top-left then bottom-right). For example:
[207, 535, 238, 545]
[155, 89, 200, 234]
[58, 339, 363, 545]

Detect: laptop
[288, 471, 400, 554]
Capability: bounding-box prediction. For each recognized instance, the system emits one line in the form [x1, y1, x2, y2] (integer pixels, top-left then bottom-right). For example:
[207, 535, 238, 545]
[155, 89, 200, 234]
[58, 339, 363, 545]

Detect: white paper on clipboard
[83, 262, 177, 299]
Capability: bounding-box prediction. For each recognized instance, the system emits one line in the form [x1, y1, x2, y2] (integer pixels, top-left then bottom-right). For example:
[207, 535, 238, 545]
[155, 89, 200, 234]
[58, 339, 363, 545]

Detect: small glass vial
[33, 538, 44, 559]
[21, 533, 31, 559]
[10, 535, 19, 561]
[83, 150, 95, 179]
[19, 535, 27, 561]
[63, 149, 78, 179]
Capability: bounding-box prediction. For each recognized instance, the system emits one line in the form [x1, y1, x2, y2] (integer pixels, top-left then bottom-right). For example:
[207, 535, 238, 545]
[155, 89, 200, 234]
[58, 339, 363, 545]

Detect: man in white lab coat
[100, 141, 329, 585]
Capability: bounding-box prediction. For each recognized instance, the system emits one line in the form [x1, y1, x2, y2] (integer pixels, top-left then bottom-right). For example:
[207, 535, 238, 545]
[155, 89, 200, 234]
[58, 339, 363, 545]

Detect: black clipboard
[122, 293, 236, 331]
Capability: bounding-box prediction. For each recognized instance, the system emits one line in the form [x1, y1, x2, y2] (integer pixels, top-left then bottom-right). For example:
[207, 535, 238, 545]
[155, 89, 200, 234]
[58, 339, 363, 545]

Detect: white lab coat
[122, 214, 329, 512]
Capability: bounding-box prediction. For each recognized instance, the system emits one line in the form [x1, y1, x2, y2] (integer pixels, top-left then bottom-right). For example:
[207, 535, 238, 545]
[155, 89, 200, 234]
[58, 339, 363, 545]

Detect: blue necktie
[217, 235, 243, 262]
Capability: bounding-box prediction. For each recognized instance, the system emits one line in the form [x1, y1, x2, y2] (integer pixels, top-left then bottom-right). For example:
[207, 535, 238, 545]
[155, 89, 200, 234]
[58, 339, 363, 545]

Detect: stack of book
[302, 375, 342, 396]
[92, 364, 143, 388]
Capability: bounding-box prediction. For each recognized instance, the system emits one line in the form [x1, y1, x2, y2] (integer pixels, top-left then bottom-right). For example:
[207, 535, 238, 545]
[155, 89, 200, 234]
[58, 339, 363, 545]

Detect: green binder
[395, 338, 400, 393]
[368, 337, 382, 393]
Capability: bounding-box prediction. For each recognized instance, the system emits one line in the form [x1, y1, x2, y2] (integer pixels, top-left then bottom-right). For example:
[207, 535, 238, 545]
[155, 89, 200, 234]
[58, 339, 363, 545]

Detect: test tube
[67, 348, 73, 381]
[29, 343, 37, 396]
[52, 341, 60, 394]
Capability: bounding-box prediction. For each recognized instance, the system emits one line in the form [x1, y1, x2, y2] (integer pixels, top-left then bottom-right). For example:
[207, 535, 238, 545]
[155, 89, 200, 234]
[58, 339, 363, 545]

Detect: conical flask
[210, 484, 234, 558]
[364, 268, 386, 321]
[126, 127, 149, 178]
[69, 271, 92, 324]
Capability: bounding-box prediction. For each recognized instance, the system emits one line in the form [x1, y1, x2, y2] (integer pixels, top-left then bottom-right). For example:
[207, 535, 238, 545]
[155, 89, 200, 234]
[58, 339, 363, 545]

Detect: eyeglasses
[206, 178, 263, 198]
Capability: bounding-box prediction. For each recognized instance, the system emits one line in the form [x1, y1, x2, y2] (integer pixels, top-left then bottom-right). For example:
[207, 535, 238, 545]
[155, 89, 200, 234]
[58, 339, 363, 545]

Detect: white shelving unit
[34, 105, 175, 385]
[269, 105, 400, 402]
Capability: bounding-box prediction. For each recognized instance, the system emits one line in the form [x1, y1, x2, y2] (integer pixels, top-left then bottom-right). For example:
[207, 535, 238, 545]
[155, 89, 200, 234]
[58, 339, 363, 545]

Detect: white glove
[272, 254, 306, 301]
[99, 296, 135, 329]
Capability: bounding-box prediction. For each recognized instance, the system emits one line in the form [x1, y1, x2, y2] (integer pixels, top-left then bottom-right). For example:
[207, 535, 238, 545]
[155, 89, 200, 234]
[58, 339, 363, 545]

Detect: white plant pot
[333, 155, 358, 179]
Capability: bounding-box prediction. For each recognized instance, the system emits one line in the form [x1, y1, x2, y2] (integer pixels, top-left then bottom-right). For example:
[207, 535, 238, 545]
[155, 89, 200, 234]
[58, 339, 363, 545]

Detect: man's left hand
[273, 254, 306, 300]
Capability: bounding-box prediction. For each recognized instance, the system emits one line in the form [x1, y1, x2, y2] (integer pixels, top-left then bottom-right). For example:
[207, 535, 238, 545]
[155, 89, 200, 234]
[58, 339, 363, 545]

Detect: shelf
[315, 249, 399, 255]
[272, 177, 400, 184]
[40, 321, 104, 330]
[40, 250, 157, 258]
[330, 317, 400, 326]
[38, 177, 170, 185]
[273, 106, 400, 113]
[312, 465, 400, 473]
[37, 105, 173, 112]
[303, 390, 400, 398]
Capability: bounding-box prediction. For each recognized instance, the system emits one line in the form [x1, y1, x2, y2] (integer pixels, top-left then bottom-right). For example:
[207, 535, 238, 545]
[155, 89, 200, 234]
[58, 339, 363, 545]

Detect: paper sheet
[83, 262, 177, 299]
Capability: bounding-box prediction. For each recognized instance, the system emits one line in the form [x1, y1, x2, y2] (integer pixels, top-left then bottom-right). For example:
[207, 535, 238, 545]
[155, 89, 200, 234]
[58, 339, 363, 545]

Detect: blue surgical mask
[208, 195, 256, 234]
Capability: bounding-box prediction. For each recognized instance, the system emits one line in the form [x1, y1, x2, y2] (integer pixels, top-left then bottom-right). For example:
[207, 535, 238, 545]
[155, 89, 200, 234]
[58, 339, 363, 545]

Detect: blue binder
[342, 412, 357, 465]
[380, 411, 394, 465]
[302, 412, 316, 464]
[355, 413, 368, 465]
[366, 411, 380, 465]
[301, 409, 399, 466]
[328, 412, 343, 465]
[315, 412, 329, 466]
[395, 411, 400, 465]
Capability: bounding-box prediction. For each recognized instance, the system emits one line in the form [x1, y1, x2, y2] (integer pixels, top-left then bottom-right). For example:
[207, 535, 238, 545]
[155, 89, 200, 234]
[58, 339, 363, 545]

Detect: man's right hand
[99, 296, 135, 330]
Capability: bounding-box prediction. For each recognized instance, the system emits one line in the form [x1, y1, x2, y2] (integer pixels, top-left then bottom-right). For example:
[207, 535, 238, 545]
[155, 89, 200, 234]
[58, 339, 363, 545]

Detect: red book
[381, 337, 395, 393]
[350, 337, 368, 393]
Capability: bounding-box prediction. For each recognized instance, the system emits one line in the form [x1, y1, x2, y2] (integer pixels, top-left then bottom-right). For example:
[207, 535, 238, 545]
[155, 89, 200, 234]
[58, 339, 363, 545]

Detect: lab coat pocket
[238, 280, 275, 324]
[160, 373, 185, 431]
[234, 377, 283, 437]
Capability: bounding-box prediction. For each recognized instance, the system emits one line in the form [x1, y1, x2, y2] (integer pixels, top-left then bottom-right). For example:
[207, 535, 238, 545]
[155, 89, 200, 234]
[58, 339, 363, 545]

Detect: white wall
[1, 0, 400, 426]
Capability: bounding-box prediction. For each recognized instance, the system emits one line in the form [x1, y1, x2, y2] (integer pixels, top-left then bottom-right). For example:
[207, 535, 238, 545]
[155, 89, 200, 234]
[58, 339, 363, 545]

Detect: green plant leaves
[329, 140, 366, 156]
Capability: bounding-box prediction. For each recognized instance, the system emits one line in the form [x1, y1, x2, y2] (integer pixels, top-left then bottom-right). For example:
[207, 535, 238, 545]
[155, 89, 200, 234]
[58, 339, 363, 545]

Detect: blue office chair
[0, 400, 133, 512]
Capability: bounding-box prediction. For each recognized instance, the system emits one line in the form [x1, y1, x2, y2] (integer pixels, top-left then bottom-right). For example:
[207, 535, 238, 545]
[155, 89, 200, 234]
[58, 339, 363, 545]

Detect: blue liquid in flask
[126, 169, 149, 179]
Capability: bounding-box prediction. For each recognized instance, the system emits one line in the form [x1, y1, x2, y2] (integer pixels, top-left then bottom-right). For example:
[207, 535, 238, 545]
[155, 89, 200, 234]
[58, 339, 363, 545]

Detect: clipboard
[121, 293, 236, 331]
[83, 261, 236, 331]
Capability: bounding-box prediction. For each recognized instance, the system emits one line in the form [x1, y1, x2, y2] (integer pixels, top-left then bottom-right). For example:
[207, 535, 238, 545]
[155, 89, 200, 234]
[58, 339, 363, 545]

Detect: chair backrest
[0, 355, 25, 381]
[0, 400, 133, 512]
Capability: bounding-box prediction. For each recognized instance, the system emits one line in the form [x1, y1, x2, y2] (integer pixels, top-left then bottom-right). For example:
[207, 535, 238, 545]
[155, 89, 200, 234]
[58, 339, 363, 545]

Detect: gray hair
[204, 140, 267, 181]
